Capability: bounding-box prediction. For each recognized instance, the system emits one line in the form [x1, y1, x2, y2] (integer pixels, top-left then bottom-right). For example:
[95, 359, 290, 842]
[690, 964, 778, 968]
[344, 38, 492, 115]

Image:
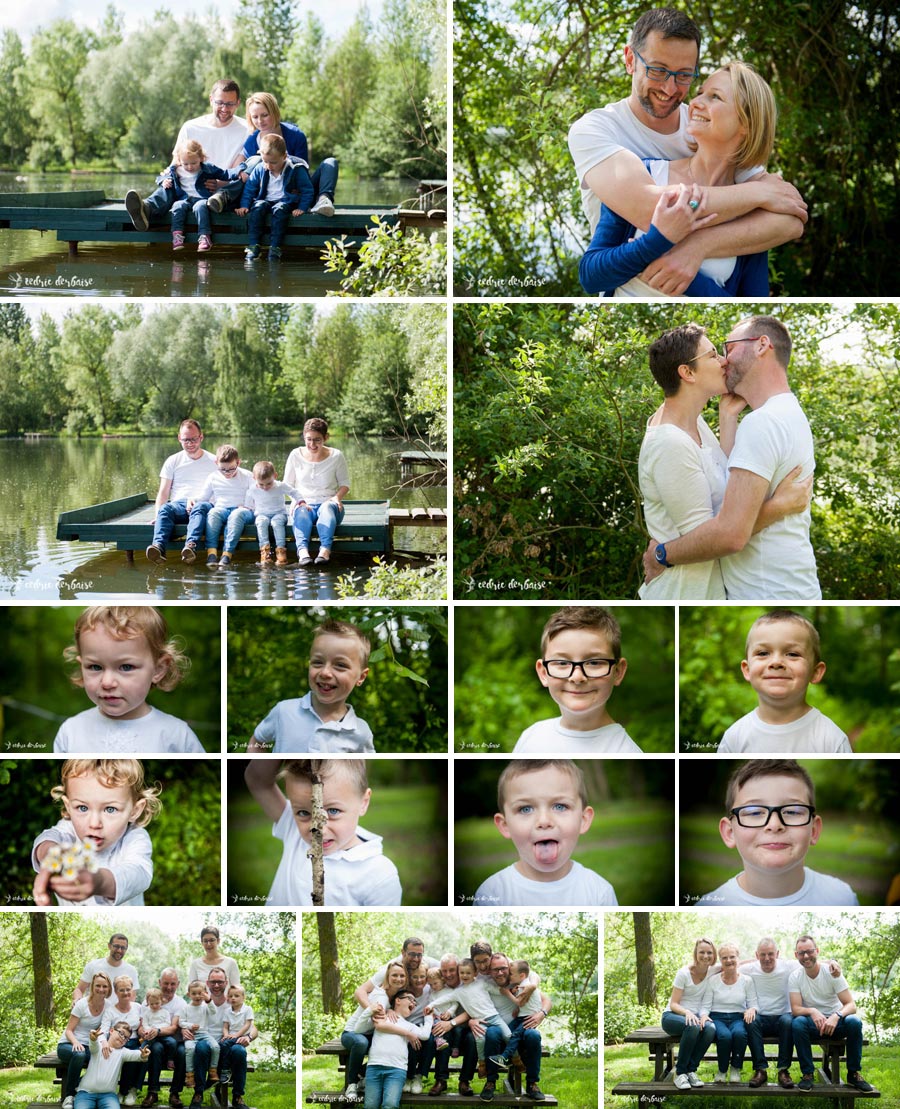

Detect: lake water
[0, 435, 446, 600]
[0, 172, 417, 298]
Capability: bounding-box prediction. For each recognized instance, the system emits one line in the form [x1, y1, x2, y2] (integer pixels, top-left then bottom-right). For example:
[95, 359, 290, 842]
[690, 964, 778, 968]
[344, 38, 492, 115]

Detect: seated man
[488, 952, 550, 1102]
[146, 420, 217, 563]
[142, 968, 187, 1108]
[190, 968, 256, 1109]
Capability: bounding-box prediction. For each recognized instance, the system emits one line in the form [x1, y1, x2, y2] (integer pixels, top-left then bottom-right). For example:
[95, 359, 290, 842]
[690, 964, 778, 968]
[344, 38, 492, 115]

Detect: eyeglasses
[218, 465, 239, 474]
[632, 47, 699, 87]
[723, 337, 763, 356]
[729, 804, 816, 827]
[211, 99, 238, 109]
[542, 658, 619, 679]
[179, 436, 201, 445]
[686, 345, 721, 362]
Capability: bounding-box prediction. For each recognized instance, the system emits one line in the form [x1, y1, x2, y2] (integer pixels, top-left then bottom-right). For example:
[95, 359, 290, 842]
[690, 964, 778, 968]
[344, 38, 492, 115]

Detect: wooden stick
[307, 765, 326, 906]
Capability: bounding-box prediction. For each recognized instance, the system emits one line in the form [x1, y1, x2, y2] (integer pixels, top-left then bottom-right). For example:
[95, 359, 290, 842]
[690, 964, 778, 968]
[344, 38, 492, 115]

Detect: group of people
[147, 416, 349, 568]
[56, 929, 256, 1109]
[663, 934, 874, 1093]
[570, 8, 806, 296]
[340, 938, 551, 1106]
[125, 80, 337, 259]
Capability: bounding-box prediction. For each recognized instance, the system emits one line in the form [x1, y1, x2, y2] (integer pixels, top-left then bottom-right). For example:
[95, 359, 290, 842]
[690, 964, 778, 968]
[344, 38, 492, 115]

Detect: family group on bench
[661, 932, 875, 1092]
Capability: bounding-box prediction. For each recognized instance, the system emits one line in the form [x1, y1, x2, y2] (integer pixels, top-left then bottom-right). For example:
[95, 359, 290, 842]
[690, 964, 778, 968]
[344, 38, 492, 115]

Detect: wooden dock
[0, 190, 405, 256]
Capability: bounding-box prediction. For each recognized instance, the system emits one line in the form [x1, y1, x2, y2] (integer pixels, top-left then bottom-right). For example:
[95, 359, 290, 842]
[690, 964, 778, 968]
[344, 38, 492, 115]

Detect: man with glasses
[568, 8, 807, 294]
[173, 79, 249, 171]
[146, 418, 217, 563]
[788, 936, 875, 1093]
[73, 934, 140, 1002]
[644, 314, 821, 600]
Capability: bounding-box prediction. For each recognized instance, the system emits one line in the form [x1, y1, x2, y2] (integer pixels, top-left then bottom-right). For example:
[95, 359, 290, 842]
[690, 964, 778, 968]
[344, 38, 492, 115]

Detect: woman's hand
[683, 1010, 700, 1027]
[73, 1040, 86, 1052]
[650, 184, 717, 244]
[718, 391, 748, 424]
[769, 465, 813, 518]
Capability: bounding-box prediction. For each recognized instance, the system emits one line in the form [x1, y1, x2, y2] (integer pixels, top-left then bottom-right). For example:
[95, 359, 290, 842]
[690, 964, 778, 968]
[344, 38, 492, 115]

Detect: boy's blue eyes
[515, 802, 570, 815]
[296, 807, 343, 818]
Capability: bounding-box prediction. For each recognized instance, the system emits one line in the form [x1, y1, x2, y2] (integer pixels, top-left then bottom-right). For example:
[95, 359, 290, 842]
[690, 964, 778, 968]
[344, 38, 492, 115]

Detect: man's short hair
[725, 759, 815, 813]
[648, 324, 707, 396]
[470, 940, 493, 959]
[402, 937, 425, 952]
[498, 759, 588, 811]
[179, 419, 202, 436]
[746, 609, 821, 666]
[795, 934, 817, 949]
[741, 315, 792, 368]
[211, 78, 240, 99]
[540, 605, 622, 658]
[109, 933, 129, 946]
[756, 936, 778, 953]
[630, 8, 701, 53]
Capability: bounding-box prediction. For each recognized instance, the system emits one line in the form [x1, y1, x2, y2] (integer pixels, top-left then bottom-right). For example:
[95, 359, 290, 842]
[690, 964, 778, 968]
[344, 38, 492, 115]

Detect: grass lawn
[0, 1066, 296, 1109]
[301, 1050, 598, 1103]
[604, 1042, 899, 1108]
[228, 784, 446, 905]
[455, 800, 674, 905]
[679, 810, 897, 904]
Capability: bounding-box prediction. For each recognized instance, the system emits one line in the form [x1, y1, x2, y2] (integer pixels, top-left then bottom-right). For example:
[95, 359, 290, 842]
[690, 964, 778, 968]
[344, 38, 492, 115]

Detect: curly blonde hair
[65, 606, 190, 692]
[51, 760, 162, 827]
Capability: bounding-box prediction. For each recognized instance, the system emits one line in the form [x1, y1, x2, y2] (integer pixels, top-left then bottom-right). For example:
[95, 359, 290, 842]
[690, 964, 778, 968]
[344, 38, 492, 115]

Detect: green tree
[0, 31, 29, 166]
[212, 309, 273, 433]
[336, 310, 411, 435]
[235, 0, 299, 101]
[58, 305, 137, 432]
[400, 303, 447, 444]
[22, 20, 96, 166]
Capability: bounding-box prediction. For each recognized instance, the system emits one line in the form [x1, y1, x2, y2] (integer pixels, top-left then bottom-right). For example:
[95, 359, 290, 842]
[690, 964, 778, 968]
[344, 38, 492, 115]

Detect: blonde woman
[661, 938, 718, 1089]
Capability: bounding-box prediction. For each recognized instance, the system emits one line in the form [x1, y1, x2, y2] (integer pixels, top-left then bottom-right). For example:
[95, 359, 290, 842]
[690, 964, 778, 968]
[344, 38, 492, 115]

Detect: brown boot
[778, 1069, 795, 1089]
[275, 546, 287, 565]
[428, 1080, 446, 1096]
[184, 1073, 195, 1089]
[258, 545, 271, 565]
[750, 1070, 767, 1088]
[208, 1068, 219, 1081]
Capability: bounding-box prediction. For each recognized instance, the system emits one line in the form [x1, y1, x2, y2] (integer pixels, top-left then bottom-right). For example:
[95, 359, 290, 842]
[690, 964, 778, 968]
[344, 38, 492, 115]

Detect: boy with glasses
[513, 606, 641, 753]
[698, 759, 859, 905]
[146, 420, 217, 564]
[184, 444, 253, 567]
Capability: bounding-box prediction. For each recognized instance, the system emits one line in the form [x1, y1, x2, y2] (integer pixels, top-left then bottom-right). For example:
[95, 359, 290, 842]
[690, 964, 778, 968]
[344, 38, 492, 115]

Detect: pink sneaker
[198, 235, 212, 252]
[172, 231, 185, 250]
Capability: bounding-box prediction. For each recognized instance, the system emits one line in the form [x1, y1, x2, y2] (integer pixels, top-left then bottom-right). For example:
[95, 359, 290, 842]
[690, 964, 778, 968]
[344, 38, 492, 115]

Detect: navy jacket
[239, 160, 314, 213]
[157, 161, 241, 202]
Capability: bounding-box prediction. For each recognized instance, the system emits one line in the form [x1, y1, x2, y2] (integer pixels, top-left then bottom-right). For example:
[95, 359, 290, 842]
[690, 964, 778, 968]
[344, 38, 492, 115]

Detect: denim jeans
[152, 500, 190, 552]
[746, 1011, 794, 1071]
[363, 1064, 405, 1109]
[292, 500, 345, 551]
[661, 1010, 716, 1075]
[145, 1035, 184, 1093]
[218, 156, 338, 209]
[74, 1093, 120, 1109]
[255, 511, 288, 548]
[206, 505, 253, 552]
[708, 1011, 749, 1071]
[142, 184, 179, 221]
[219, 1038, 248, 1096]
[170, 197, 213, 237]
[473, 1014, 511, 1061]
[184, 501, 212, 546]
[57, 1040, 90, 1097]
[792, 1013, 863, 1077]
[247, 200, 295, 250]
[340, 1029, 373, 1086]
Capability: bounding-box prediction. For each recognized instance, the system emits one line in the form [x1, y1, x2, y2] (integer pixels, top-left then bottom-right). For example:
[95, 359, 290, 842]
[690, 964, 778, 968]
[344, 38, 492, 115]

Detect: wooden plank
[0, 190, 107, 208]
[306, 1092, 557, 1106]
[611, 1080, 879, 1099]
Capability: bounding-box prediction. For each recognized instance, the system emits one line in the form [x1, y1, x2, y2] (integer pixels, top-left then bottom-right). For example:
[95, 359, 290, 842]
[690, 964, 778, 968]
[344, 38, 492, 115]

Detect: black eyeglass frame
[728, 803, 816, 827]
[541, 657, 619, 679]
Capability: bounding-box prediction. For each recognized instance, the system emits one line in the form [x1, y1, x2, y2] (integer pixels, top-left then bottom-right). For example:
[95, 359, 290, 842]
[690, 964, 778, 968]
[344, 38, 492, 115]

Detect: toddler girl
[32, 758, 162, 906]
[54, 606, 203, 753]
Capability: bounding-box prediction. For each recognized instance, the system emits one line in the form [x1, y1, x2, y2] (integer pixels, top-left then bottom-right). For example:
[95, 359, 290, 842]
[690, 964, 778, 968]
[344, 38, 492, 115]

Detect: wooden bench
[310, 1037, 557, 1106]
[611, 1027, 880, 1108]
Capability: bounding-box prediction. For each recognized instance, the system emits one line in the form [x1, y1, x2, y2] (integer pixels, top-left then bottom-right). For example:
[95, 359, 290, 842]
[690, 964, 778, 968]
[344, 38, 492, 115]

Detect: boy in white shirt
[242, 460, 298, 566]
[473, 759, 618, 906]
[76, 1025, 149, 1109]
[513, 607, 641, 754]
[717, 610, 851, 753]
[182, 981, 220, 1087]
[183, 444, 253, 568]
[441, 960, 510, 1063]
[487, 958, 543, 1072]
[222, 985, 255, 1045]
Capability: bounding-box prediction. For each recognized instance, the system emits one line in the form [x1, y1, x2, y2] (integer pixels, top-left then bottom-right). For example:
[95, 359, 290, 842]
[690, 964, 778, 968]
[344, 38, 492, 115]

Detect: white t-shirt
[699, 972, 758, 1016]
[175, 167, 202, 199]
[160, 449, 217, 504]
[473, 861, 618, 906]
[223, 1001, 254, 1033]
[182, 1000, 216, 1034]
[743, 958, 801, 1016]
[368, 1016, 420, 1069]
[509, 976, 543, 1018]
[101, 1000, 142, 1036]
[243, 481, 298, 517]
[266, 798, 401, 906]
[283, 447, 350, 501]
[66, 997, 107, 1044]
[788, 966, 850, 1017]
[162, 994, 188, 1023]
[187, 956, 241, 988]
[197, 468, 254, 510]
[54, 705, 203, 754]
[80, 1039, 145, 1094]
[140, 1005, 172, 1031]
[722, 392, 820, 600]
[343, 986, 388, 1034]
[567, 98, 760, 231]
[698, 867, 859, 906]
[718, 707, 851, 754]
[638, 416, 727, 600]
[254, 692, 374, 754]
[174, 114, 248, 170]
[513, 717, 640, 754]
[427, 986, 460, 1019]
[665, 965, 715, 1016]
[33, 821, 153, 906]
[80, 957, 141, 997]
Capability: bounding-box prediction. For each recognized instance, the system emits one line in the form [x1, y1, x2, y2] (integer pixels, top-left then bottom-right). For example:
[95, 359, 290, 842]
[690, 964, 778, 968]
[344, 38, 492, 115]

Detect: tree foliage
[454, 0, 900, 295]
[454, 302, 900, 599]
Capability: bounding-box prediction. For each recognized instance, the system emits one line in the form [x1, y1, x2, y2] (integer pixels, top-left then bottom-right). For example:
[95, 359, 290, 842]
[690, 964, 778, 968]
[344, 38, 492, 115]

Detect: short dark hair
[648, 324, 707, 396]
[725, 759, 815, 812]
[211, 78, 240, 99]
[109, 933, 128, 945]
[391, 989, 416, 1006]
[402, 937, 425, 952]
[630, 8, 701, 53]
[470, 940, 493, 959]
[741, 315, 792, 368]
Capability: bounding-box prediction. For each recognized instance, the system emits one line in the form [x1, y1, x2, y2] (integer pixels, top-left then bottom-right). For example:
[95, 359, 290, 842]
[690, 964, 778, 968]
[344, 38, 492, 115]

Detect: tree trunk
[307, 763, 326, 906]
[31, 912, 56, 1028]
[317, 913, 342, 1013]
[633, 912, 657, 1007]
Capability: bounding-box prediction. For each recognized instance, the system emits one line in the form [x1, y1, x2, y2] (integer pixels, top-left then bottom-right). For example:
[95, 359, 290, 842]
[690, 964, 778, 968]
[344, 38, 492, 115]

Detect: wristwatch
[655, 543, 672, 568]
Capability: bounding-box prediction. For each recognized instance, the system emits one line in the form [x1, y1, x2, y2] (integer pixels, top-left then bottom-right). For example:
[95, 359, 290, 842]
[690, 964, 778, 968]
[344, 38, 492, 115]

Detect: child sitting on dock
[32, 758, 162, 906]
[124, 139, 241, 252]
[53, 606, 203, 753]
[236, 132, 313, 261]
[183, 444, 254, 568]
[247, 617, 374, 753]
[242, 460, 298, 567]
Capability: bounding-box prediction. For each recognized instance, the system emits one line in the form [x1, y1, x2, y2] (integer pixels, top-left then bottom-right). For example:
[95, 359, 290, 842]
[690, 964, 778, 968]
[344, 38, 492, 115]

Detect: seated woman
[580, 62, 776, 297]
[340, 961, 409, 1100]
[57, 972, 113, 1109]
[698, 942, 758, 1085]
[661, 938, 718, 1090]
[284, 417, 350, 565]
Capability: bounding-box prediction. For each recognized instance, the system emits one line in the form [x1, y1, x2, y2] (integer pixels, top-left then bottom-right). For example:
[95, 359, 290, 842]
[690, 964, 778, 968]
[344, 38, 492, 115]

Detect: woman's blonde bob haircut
[719, 61, 777, 172]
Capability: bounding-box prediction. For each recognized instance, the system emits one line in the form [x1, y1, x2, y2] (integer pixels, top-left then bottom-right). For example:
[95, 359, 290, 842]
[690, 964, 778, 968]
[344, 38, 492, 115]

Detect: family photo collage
[0, 0, 898, 1108]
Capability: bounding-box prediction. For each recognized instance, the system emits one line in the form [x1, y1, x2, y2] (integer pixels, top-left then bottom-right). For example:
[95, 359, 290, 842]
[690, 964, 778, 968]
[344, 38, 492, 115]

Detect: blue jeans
[340, 1029, 373, 1086]
[152, 500, 191, 552]
[255, 511, 288, 547]
[206, 505, 253, 552]
[792, 1014, 863, 1077]
[473, 1014, 511, 1062]
[709, 1011, 749, 1071]
[662, 1010, 716, 1076]
[184, 501, 212, 546]
[433, 1024, 475, 1082]
[142, 184, 179, 221]
[746, 1012, 794, 1071]
[74, 1093, 119, 1109]
[292, 501, 345, 551]
[218, 1040, 248, 1098]
[57, 1040, 90, 1097]
[247, 200, 295, 250]
[145, 1035, 184, 1093]
[363, 1064, 405, 1109]
[170, 197, 213, 237]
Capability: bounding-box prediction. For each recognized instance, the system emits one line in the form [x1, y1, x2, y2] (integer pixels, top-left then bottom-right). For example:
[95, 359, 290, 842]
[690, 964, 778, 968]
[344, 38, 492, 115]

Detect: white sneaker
[311, 194, 335, 216]
[688, 1072, 704, 1087]
[402, 1080, 413, 1093]
[730, 1067, 742, 1084]
[673, 1073, 691, 1090]
[125, 1090, 139, 1105]
[63, 1099, 74, 1109]
[344, 1084, 358, 1098]
[411, 1078, 423, 1094]
[715, 1071, 728, 1083]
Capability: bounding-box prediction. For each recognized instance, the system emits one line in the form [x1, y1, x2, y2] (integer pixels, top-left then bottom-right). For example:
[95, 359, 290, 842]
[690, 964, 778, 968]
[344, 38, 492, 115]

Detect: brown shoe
[258, 545, 271, 565]
[232, 1098, 248, 1109]
[275, 546, 287, 565]
[184, 1073, 195, 1089]
[750, 1070, 767, 1088]
[208, 1068, 219, 1082]
[778, 1069, 795, 1089]
[458, 1081, 474, 1096]
[477, 1061, 486, 1078]
[168, 1095, 183, 1108]
[142, 1094, 159, 1107]
[428, 1080, 446, 1096]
